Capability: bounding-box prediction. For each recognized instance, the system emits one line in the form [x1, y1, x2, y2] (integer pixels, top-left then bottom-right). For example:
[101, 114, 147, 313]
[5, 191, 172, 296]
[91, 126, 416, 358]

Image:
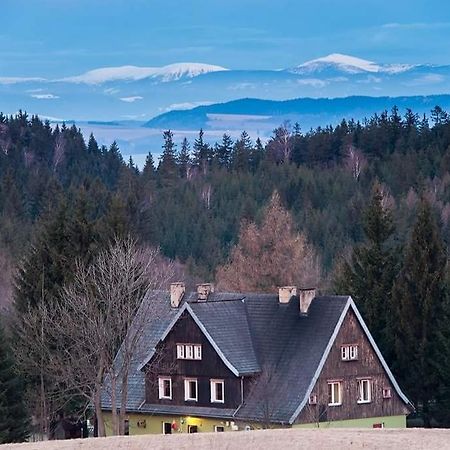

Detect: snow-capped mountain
[288, 53, 414, 75]
[60, 63, 228, 84]
[1, 54, 449, 123]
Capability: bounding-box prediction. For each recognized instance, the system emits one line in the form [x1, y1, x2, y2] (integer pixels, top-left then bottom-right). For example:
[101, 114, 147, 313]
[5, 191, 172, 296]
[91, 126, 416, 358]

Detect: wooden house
[101, 283, 412, 434]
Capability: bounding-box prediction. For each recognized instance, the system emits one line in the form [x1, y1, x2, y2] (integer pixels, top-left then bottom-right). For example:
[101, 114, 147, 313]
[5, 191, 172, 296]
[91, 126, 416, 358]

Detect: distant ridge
[144, 95, 450, 131]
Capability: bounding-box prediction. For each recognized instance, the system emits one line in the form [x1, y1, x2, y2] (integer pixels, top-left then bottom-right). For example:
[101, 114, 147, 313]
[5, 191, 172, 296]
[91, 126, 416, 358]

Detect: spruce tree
[192, 129, 210, 174]
[392, 200, 448, 426]
[334, 184, 397, 357]
[142, 152, 156, 184]
[157, 130, 178, 185]
[0, 322, 29, 443]
[177, 137, 191, 178]
[231, 131, 252, 172]
[215, 134, 233, 168]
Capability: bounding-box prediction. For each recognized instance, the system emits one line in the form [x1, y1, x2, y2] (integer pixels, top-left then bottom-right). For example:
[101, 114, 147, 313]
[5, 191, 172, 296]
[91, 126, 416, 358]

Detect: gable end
[289, 296, 412, 424]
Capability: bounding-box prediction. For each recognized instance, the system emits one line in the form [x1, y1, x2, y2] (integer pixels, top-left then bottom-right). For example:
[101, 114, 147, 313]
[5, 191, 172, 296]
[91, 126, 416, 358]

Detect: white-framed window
[177, 343, 202, 360]
[308, 393, 318, 405]
[176, 344, 185, 359]
[158, 377, 172, 400]
[210, 379, 225, 403]
[184, 378, 198, 401]
[185, 344, 194, 359]
[214, 425, 225, 432]
[357, 379, 372, 403]
[194, 344, 202, 360]
[382, 387, 392, 399]
[341, 344, 358, 361]
[328, 381, 342, 406]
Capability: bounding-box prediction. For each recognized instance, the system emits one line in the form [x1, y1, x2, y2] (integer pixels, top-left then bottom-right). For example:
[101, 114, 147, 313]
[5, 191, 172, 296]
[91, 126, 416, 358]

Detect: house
[100, 283, 413, 435]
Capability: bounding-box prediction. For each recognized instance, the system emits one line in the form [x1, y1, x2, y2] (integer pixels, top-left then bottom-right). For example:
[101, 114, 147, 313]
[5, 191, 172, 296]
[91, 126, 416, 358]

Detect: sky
[1, 0, 450, 77]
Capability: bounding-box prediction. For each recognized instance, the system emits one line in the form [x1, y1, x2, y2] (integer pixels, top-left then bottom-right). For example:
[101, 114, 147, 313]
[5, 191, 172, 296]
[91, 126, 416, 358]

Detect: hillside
[2, 428, 450, 450]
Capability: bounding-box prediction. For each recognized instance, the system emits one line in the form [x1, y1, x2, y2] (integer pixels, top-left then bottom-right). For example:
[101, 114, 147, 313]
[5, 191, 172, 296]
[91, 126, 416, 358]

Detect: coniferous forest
[1, 105, 450, 437]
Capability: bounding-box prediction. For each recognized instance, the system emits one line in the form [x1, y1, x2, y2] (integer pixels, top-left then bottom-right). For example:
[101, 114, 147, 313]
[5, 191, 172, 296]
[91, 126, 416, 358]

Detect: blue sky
[1, 0, 450, 77]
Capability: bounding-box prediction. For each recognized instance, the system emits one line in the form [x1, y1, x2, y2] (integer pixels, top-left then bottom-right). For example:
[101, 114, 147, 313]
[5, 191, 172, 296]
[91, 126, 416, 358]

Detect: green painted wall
[293, 414, 406, 429]
[103, 412, 236, 435]
[102, 412, 406, 435]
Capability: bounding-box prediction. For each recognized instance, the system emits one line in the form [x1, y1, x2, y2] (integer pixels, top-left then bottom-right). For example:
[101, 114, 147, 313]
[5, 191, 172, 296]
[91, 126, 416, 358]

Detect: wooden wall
[296, 309, 411, 424]
[145, 311, 241, 409]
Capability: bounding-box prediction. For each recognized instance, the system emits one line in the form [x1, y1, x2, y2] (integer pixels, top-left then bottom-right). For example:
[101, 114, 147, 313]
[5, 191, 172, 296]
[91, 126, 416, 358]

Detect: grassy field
[2, 428, 450, 450]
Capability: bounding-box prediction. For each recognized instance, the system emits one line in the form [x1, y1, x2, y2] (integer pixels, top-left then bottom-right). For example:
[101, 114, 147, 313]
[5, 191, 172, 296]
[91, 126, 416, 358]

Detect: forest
[1, 104, 450, 439]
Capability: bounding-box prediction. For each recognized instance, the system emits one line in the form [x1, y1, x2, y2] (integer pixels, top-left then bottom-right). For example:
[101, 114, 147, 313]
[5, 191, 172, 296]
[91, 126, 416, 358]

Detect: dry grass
[2, 428, 450, 450]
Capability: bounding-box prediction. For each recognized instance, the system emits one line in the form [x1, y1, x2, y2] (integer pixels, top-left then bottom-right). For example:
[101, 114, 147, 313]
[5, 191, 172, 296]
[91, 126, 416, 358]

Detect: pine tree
[142, 151, 156, 183]
[192, 129, 210, 174]
[391, 200, 448, 425]
[250, 137, 265, 171]
[0, 322, 29, 443]
[334, 184, 397, 357]
[177, 137, 191, 178]
[215, 134, 233, 168]
[157, 130, 178, 185]
[231, 131, 252, 172]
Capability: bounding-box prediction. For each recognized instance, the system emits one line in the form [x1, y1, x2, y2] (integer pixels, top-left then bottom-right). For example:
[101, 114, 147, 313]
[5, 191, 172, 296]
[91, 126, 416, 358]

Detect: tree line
[1, 105, 450, 439]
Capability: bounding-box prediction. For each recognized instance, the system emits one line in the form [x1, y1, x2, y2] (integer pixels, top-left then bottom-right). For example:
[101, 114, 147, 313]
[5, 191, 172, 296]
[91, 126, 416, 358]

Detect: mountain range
[1, 54, 450, 123]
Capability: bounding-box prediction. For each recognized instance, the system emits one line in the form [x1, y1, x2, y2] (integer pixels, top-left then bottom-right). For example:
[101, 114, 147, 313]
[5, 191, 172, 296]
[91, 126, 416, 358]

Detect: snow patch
[61, 63, 228, 84]
[290, 53, 414, 75]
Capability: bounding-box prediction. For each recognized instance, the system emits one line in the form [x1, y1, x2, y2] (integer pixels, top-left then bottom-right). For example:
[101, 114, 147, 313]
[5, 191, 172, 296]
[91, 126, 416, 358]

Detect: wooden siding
[145, 311, 241, 408]
[296, 309, 410, 424]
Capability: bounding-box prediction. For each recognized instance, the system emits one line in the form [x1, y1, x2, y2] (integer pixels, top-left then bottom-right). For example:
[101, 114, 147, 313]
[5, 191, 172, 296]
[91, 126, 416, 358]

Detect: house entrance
[163, 422, 172, 434]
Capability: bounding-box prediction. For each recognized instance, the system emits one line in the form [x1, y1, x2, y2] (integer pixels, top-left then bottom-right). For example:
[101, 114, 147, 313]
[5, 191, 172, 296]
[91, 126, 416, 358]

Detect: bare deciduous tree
[344, 144, 367, 181]
[216, 192, 320, 292]
[267, 122, 292, 163]
[15, 237, 175, 437]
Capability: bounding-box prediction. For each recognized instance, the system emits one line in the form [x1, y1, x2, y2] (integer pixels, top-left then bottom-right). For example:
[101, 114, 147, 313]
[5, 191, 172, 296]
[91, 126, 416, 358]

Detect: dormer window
[341, 344, 358, 361]
[177, 344, 202, 360]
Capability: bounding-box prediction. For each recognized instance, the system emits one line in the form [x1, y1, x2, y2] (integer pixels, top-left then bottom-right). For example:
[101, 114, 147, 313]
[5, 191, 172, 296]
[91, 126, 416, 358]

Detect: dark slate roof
[101, 290, 411, 424]
[135, 404, 236, 419]
[101, 290, 178, 411]
[235, 295, 349, 423]
[188, 300, 260, 375]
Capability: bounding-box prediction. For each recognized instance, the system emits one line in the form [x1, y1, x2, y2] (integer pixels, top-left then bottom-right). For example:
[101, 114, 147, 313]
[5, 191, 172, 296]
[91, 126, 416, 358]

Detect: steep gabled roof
[235, 295, 350, 423]
[139, 299, 260, 376]
[188, 300, 260, 375]
[101, 290, 412, 423]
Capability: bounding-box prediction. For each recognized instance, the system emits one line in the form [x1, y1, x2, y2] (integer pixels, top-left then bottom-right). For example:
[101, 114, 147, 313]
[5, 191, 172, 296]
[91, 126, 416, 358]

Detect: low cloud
[120, 96, 143, 103]
[297, 78, 328, 88]
[357, 75, 382, 84]
[406, 73, 445, 86]
[31, 93, 60, 99]
[0, 77, 45, 85]
[381, 22, 450, 31]
[164, 101, 214, 111]
[104, 87, 120, 95]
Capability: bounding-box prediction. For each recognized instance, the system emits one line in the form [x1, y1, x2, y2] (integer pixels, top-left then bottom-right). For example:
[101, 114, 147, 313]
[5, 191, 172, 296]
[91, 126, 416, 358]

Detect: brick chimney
[278, 286, 297, 304]
[197, 283, 214, 301]
[170, 282, 185, 308]
[299, 288, 316, 316]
